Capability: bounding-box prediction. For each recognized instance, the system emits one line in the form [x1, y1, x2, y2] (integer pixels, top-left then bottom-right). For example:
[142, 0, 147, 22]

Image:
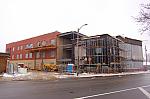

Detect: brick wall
[0, 56, 7, 73]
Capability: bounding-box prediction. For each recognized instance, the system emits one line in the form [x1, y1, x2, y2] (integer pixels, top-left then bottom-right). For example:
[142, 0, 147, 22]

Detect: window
[26, 44, 33, 49]
[26, 44, 28, 49]
[12, 47, 15, 52]
[41, 52, 45, 58]
[12, 55, 14, 59]
[20, 54, 22, 59]
[41, 41, 47, 46]
[36, 52, 40, 58]
[95, 48, 102, 55]
[29, 53, 32, 58]
[17, 46, 20, 50]
[17, 54, 19, 59]
[25, 53, 28, 59]
[20, 46, 23, 50]
[50, 39, 56, 45]
[37, 41, 42, 47]
[50, 50, 55, 57]
[30, 44, 33, 48]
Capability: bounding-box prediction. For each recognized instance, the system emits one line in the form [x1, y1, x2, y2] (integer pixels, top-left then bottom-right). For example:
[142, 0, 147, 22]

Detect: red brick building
[6, 31, 60, 70]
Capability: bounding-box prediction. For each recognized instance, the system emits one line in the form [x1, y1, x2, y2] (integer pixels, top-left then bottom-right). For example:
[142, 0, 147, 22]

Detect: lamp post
[145, 45, 148, 70]
[76, 24, 88, 76]
[142, 40, 148, 70]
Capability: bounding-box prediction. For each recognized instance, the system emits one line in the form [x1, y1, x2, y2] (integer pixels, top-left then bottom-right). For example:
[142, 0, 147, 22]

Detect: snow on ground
[2, 72, 56, 81]
[3, 72, 31, 78]
[54, 74, 75, 78]
[77, 71, 150, 78]
[53, 71, 150, 78]
[1, 70, 150, 81]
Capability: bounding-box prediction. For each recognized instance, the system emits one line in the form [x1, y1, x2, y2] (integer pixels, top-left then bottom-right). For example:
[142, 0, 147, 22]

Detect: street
[0, 73, 150, 99]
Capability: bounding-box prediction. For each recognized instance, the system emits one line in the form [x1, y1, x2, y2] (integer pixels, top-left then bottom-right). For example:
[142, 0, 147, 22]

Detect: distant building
[6, 31, 60, 70]
[0, 52, 9, 73]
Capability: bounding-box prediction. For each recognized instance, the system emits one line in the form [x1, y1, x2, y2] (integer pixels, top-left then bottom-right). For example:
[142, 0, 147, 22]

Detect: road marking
[140, 84, 150, 88]
[74, 84, 150, 99]
[75, 87, 137, 99]
[138, 87, 150, 99]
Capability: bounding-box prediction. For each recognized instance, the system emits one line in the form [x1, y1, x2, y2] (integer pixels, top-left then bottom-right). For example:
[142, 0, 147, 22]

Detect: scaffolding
[57, 31, 86, 73]
[57, 32, 126, 73]
[78, 34, 126, 73]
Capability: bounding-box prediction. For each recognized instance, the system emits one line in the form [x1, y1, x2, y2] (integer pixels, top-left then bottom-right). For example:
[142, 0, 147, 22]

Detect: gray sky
[0, 0, 150, 53]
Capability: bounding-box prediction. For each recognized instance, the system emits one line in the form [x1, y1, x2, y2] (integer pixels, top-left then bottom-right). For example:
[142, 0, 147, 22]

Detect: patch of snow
[54, 75, 75, 78]
[2, 70, 150, 80]
[76, 71, 150, 78]
[3, 72, 31, 78]
[3, 73, 14, 77]
[82, 73, 88, 75]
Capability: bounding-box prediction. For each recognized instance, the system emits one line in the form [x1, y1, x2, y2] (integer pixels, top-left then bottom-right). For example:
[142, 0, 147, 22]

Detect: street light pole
[77, 24, 88, 76]
[142, 40, 148, 70]
[145, 45, 148, 70]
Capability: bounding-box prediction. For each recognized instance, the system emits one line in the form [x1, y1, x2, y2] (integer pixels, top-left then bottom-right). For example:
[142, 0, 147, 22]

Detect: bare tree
[135, 4, 150, 34]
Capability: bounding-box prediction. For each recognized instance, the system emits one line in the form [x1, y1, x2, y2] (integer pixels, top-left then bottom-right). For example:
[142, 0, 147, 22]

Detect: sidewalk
[1, 70, 150, 81]
[77, 71, 150, 78]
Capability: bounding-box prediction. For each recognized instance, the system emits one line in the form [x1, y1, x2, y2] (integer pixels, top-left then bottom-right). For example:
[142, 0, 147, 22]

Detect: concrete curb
[75, 71, 150, 78]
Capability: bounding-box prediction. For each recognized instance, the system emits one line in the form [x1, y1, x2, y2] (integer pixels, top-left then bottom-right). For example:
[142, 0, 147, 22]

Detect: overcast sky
[0, 0, 150, 53]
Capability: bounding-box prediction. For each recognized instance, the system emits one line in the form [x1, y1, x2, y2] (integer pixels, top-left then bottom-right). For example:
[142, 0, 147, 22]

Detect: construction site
[5, 31, 143, 74]
[76, 34, 124, 73]
[56, 31, 86, 72]
[57, 32, 143, 73]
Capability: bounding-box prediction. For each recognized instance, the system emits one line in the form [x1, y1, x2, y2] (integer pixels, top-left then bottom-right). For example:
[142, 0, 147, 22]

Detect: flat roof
[116, 35, 142, 46]
[58, 31, 87, 39]
[7, 31, 60, 45]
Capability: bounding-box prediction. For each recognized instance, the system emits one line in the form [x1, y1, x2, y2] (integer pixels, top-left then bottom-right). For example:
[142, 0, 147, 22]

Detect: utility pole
[77, 24, 88, 76]
[142, 39, 148, 70]
[145, 45, 148, 70]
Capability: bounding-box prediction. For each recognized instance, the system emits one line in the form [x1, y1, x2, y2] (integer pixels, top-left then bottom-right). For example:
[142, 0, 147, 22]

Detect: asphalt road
[1, 73, 150, 99]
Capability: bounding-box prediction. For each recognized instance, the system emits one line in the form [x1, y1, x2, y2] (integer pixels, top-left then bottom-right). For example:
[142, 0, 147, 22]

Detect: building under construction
[116, 36, 143, 72]
[56, 31, 86, 72]
[74, 34, 125, 73]
[6, 31, 143, 73]
[57, 32, 143, 73]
